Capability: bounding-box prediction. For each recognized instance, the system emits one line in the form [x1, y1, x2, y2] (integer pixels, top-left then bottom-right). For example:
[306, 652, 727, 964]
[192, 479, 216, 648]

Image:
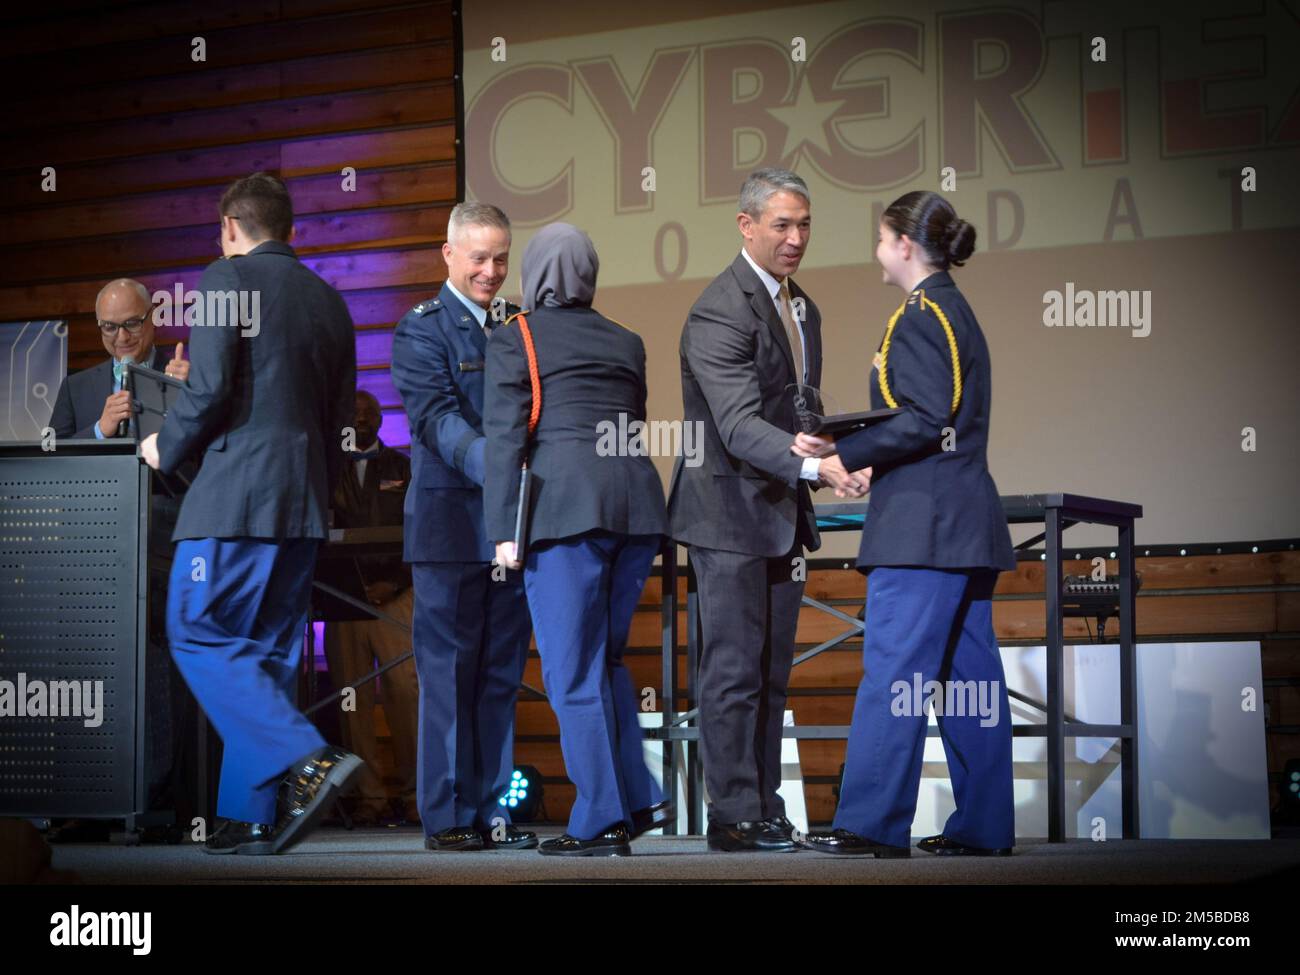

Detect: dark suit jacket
[156, 240, 356, 541]
[482, 305, 667, 547]
[836, 270, 1015, 572]
[391, 283, 519, 563]
[331, 440, 412, 590]
[50, 346, 164, 440]
[667, 251, 822, 557]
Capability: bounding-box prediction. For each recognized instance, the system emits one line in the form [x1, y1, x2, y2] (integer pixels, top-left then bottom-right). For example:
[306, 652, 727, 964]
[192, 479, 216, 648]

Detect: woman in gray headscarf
[483, 222, 671, 856]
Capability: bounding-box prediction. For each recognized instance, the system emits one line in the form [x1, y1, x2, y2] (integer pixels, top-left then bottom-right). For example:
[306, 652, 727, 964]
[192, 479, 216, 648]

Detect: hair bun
[944, 217, 976, 267]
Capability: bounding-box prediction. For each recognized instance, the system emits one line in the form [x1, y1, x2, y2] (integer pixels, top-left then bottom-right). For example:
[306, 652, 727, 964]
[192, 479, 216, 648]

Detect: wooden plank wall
[0, 0, 459, 450]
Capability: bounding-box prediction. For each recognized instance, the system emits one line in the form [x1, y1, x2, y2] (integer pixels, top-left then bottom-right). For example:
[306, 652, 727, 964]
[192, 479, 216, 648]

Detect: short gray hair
[739, 168, 810, 219]
[447, 201, 511, 246]
[95, 278, 151, 312]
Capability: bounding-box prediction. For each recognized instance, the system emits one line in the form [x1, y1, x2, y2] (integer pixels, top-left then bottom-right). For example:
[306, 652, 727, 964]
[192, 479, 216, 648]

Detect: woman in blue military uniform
[797, 191, 1017, 857]
[483, 223, 672, 856]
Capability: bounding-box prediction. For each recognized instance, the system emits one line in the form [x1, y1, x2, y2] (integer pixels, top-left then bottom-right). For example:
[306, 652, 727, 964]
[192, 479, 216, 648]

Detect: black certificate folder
[811, 406, 902, 435]
[125, 362, 185, 439]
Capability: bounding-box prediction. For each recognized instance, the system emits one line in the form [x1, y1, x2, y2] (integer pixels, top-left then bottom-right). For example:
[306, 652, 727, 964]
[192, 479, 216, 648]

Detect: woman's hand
[494, 540, 522, 570]
[791, 432, 836, 458]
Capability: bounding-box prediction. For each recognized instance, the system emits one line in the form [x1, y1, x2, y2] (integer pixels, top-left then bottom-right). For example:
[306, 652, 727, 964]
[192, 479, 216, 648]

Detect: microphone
[112, 355, 135, 437]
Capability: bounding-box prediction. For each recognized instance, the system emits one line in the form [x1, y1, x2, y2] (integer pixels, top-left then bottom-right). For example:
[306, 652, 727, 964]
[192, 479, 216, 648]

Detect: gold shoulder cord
[877, 289, 963, 417]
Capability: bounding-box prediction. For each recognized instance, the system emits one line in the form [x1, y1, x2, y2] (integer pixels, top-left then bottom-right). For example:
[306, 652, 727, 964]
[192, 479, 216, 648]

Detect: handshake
[791, 432, 872, 499]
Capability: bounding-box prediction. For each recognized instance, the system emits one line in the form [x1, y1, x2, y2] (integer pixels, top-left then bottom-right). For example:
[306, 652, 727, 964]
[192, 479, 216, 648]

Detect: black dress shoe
[538, 824, 631, 857]
[203, 820, 275, 856]
[45, 819, 112, 844]
[762, 815, 797, 840]
[425, 826, 485, 851]
[799, 828, 910, 858]
[707, 819, 798, 853]
[629, 800, 675, 840]
[479, 824, 538, 850]
[916, 833, 1013, 856]
[271, 746, 363, 854]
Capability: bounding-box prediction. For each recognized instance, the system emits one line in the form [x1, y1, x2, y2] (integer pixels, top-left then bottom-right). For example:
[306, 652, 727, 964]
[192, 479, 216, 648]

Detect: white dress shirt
[444, 279, 489, 334]
[739, 248, 820, 482]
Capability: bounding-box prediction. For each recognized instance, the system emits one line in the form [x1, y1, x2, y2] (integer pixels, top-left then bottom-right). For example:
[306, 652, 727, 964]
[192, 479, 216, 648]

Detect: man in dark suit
[49, 278, 189, 440]
[140, 172, 361, 855]
[390, 201, 536, 852]
[325, 389, 418, 824]
[667, 168, 868, 852]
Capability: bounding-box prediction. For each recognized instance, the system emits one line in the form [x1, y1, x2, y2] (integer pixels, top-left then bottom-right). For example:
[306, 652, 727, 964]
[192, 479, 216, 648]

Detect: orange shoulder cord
[512, 312, 542, 444]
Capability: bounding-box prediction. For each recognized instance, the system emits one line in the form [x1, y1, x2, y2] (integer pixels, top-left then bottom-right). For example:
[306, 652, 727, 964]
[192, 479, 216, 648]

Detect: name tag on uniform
[458, 360, 485, 372]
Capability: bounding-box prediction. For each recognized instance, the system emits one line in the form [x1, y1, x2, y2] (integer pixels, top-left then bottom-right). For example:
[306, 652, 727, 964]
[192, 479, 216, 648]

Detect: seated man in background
[50, 277, 188, 440]
[326, 390, 419, 825]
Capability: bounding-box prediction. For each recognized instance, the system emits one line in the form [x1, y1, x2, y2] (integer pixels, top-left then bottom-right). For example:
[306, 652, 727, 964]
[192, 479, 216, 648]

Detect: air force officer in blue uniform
[391, 202, 536, 852]
[798, 191, 1016, 857]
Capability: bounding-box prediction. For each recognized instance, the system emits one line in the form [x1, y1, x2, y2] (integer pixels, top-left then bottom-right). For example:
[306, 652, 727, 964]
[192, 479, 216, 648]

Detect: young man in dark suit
[390, 202, 536, 852]
[140, 172, 361, 855]
[49, 278, 189, 440]
[667, 168, 868, 852]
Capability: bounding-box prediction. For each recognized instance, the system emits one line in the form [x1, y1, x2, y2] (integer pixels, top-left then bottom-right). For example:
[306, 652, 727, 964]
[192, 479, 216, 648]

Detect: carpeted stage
[46, 829, 1300, 885]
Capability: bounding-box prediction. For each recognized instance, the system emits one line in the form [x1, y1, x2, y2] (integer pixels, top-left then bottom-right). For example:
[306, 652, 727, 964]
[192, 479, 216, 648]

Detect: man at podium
[49, 277, 189, 440]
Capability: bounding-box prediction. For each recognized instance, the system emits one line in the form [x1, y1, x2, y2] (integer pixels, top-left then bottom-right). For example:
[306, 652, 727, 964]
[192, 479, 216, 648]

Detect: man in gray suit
[49, 278, 189, 441]
[668, 168, 868, 852]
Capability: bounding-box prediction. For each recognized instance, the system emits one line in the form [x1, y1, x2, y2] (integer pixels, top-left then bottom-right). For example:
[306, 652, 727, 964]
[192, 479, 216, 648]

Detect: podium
[0, 441, 154, 827]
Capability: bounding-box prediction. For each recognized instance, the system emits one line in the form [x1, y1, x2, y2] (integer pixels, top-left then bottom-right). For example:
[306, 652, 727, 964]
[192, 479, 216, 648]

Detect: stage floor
[44, 827, 1300, 884]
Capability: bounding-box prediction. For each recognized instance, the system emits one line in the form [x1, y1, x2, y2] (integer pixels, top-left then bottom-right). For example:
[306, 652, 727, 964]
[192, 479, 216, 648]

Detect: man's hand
[494, 541, 521, 570]
[98, 390, 131, 437]
[164, 341, 190, 383]
[852, 466, 873, 493]
[818, 454, 868, 499]
[364, 580, 398, 606]
[791, 432, 835, 458]
[140, 432, 161, 470]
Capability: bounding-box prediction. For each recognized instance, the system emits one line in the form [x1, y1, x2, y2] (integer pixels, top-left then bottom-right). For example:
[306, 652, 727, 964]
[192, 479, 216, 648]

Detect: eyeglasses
[98, 316, 148, 336]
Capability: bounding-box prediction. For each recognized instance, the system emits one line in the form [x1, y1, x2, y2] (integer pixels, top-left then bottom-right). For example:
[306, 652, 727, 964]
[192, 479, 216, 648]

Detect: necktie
[778, 282, 805, 383]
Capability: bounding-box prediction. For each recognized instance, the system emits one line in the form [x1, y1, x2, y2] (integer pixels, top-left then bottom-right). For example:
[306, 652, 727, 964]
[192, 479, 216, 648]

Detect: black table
[652, 494, 1143, 842]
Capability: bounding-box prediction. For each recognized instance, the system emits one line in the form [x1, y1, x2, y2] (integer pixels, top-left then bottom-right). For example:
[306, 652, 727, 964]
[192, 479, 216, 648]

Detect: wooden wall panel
[0, 1, 459, 446]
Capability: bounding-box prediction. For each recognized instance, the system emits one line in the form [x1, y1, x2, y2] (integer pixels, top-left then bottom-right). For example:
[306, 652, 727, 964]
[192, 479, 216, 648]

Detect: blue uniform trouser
[167, 537, 326, 826]
[410, 561, 531, 834]
[524, 531, 665, 840]
[833, 566, 1014, 849]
